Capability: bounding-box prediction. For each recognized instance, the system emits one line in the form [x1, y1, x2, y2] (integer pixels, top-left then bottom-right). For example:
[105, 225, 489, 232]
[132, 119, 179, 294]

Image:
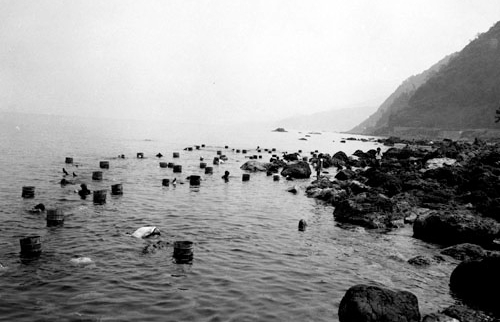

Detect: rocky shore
[303, 137, 500, 321]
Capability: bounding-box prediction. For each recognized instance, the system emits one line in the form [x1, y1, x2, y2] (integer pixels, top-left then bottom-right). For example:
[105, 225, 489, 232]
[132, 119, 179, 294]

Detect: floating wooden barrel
[173, 240, 193, 264]
[187, 147, 193, 151]
[272, 148, 276, 152]
[217, 150, 222, 155]
[242, 149, 247, 154]
[167, 162, 175, 168]
[111, 183, 123, 195]
[173, 165, 182, 173]
[92, 171, 103, 181]
[137, 152, 144, 158]
[195, 145, 200, 150]
[258, 155, 262, 159]
[173, 152, 180, 158]
[315, 150, 319, 153]
[159, 162, 168, 168]
[236, 149, 241, 153]
[213, 157, 219, 165]
[162, 179, 170, 186]
[189, 175, 201, 186]
[298, 150, 302, 153]
[273, 175, 280, 181]
[99, 161, 109, 169]
[257, 149, 261, 153]
[22, 186, 35, 198]
[200, 162, 207, 169]
[20, 236, 41, 257]
[93, 190, 107, 204]
[65, 157, 73, 164]
[46, 208, 64, 227]
[201, 144, 205, 148]
[205, 167, 213, 174]
[242, 174, 250, 181]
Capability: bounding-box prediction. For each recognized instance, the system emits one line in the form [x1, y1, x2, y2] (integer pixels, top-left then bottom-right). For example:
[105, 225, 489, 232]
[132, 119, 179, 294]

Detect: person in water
[78, 183, 91, 198]
[31, 203, 45, 213]
[222, 171, 230, 181]
[375, 147, 383, 167]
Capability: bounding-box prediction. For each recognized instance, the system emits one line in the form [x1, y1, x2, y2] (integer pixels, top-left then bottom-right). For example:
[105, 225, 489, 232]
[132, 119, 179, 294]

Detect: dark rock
[282, 153, 299, 162]
[335, 169, 356, 181]
[332, 151, 349, 163]
[240, 161, 268, 172]
[338, 284, 420, 322]
[362, 168, 402, 197]
[421, 313, 459, 322]
[408, 255, 432, 266]
[281, 161, 311, 179]
[450, 255, 500, 316]
[441, 243, 487, 261]
[142, 240, 170, 254]
[413, 210, 500, 246]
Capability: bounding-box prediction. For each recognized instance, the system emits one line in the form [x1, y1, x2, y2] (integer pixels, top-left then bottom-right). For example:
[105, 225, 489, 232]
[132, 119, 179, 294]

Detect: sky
[1, 1, 499, 124]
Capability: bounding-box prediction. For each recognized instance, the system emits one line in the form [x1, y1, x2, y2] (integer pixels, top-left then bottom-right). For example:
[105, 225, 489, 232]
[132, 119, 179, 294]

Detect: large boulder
[440, 243, 488, 261]
[362, 168, 402, 197]
[338, 284, 421, 322]
[281, 161, 311, 179]
[240, 161, 268, 172]
[449, 255, 500, 316]
[413, 210, 500, 246]
[333, 193, 403, 229]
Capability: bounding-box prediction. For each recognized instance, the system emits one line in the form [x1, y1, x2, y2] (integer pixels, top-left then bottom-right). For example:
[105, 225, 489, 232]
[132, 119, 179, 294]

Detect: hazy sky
[1, 1, 499, 124]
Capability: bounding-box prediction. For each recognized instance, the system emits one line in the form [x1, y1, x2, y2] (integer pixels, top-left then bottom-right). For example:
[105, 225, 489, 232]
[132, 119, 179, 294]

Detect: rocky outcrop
[240, 161, 269, 172]
[440, 243, 488, 261]
[413, 210, 500, 246]
[338, 284, 421, 322]
[449, 255, 500, 316]
[281, 161, 311, 179]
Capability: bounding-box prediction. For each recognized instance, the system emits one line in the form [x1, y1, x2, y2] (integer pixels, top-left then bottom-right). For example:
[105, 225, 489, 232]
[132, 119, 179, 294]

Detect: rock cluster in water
[304, 137, 500, 321]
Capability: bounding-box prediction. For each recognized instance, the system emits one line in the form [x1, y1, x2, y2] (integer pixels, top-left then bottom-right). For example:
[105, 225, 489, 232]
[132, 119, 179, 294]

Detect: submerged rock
[338, 284, 420, 322]
[440, 243, 488, 261]
[240, 160, 268, 172]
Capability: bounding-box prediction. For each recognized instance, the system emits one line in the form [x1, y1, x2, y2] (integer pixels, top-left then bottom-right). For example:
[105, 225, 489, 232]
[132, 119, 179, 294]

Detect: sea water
[0, 112, 457, 321]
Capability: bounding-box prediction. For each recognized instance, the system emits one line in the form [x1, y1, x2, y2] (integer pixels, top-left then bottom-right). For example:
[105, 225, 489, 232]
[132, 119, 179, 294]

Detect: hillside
[350, 21, 500, 139]
[275, 105, 376, 132]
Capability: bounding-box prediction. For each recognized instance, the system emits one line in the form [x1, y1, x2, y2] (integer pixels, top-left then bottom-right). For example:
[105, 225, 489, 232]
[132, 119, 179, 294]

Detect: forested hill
[350, 21, 500, 138]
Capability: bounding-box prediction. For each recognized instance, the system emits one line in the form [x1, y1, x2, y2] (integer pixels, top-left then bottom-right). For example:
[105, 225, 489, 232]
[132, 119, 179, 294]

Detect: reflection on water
[0, 113, 456, 321]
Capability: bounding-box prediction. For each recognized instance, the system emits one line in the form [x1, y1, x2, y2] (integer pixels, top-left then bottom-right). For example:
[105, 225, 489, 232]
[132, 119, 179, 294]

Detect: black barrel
[137, 152, 144, 158]
[213, 157, 219, 165]
[167, 162, 175, 168]
[200, 162, 207, 169]
[92, 171, 103, 181]
[201, 144, 205, 148]
[242, 149, 247, 154]
[22, 186, 35, 198]
[159, 162, 168, 168]
[242, 174, 250, 181]
[298, 219, 307, 231]
[195, 145, 200, 150]
[20, 236, 41, 257]
[273, 175, 280, 181]
[65, 157, 73, 164]
[173, 152, 180, 158]
[205, 166, 213, 174]
[46, 208, 64, 227]
[99, 161, 109, 169]
[189, 175, 201, 186]
[162, 179, 170, 186]
[217, 150, 222, 155]
[187, 147, 193, 151]
[173, 165, 182, 173]
[111, 183, 123, 195]
[93, 190, 107, 204]
[236, 149, 240, 153]
[173, 240, 193, 264]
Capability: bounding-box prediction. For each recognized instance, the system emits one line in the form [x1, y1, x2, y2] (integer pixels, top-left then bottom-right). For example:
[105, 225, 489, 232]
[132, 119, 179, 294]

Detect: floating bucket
[173, 165, 182, 173]
[167, 162, 175, 168]
[189, 175, 201, 186]
[201, 144, 205, 148]
[92, 171, 103, 181]
[20, 236, 42, 257]
[99, 161, 109, 169]
[242, 174, 250, 181]
[187, 147, 193, 151]
[217, 150, 222, 155]
[93, 190, 107, 204]
[298, 219, 307, 231]
[46, 208, 64, 227]
[298, 150, 302, 153]
[159, 162, 168, 168]
[273, 175, 280, 181]
[173, 240, 193, 264]
[200, 162, 207, 169]
[137, 152, 144, 158]
[258, 155, 262, 159]
[65, 157, 73, 164]
[272, 148, 276, 152]
[257, 149, 261, 153]
[205, 167, 213, 174]
[315, 150, 318, 153]
[22, 186, 35, 198]
[213, 157, 219, 165]
[242, 149, 247, 154]
[111, 183, 123, 195]
[173, 152, 180, 158]
[162, 179, 170, 186]
[195, 145, 200, 150]
[236, 149, 241, 153]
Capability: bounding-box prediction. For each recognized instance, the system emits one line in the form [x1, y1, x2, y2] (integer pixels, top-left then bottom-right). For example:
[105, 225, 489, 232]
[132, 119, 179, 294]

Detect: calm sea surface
[0, 113, 457, 321]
